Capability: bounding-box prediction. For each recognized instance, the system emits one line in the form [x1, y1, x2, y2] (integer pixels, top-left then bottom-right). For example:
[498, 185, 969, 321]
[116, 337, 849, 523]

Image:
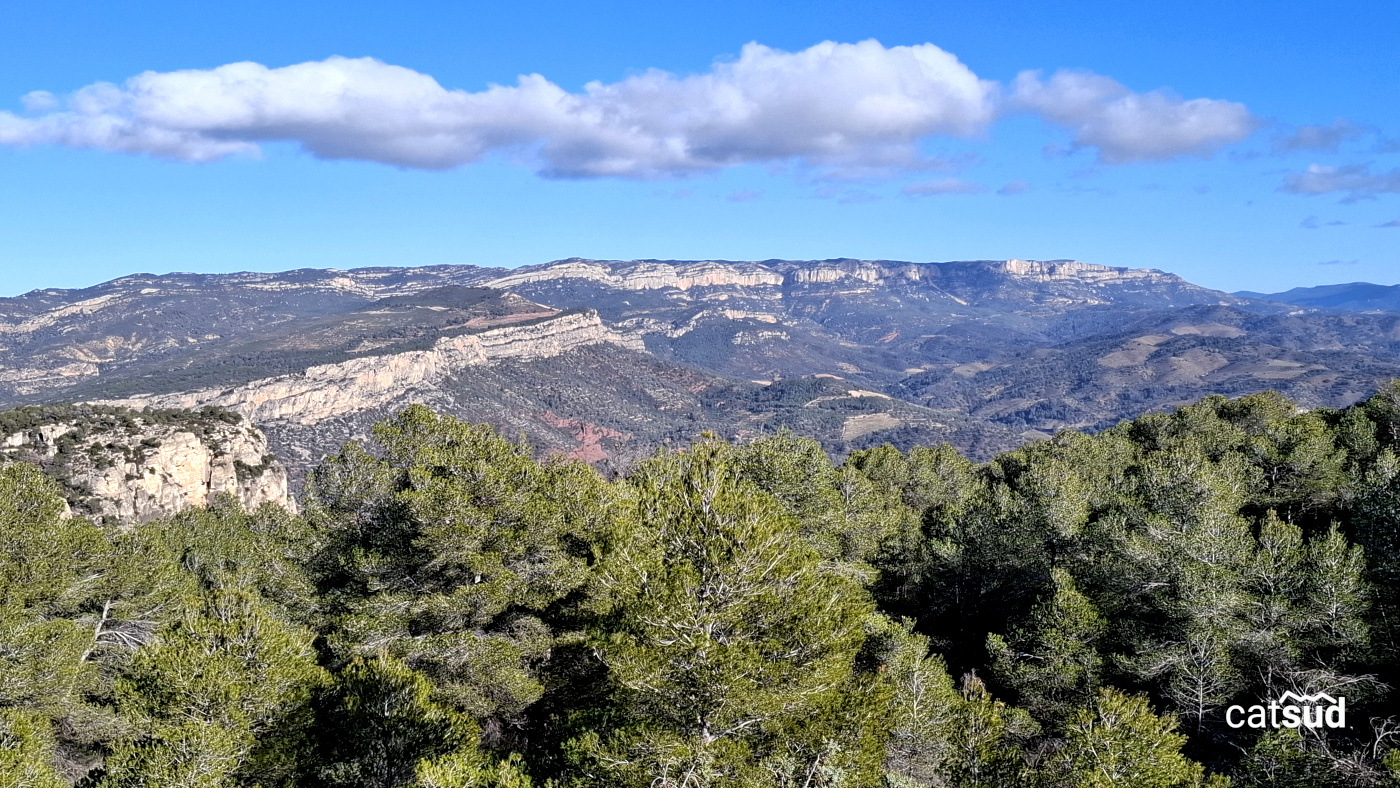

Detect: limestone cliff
[0, 405, 293, 524]
[486, 260, 786, 292]
[486, 257, 1225, 301]
[97, 309, 642, 426]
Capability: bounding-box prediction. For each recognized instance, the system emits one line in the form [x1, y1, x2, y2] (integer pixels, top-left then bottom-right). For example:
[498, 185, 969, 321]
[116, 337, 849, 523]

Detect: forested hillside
[4, 383, 1400, 786]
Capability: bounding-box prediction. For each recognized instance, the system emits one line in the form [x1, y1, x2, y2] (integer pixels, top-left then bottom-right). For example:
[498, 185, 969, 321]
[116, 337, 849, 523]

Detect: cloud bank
[1009, 70, 1258, 163]
[0, 41, 1259, 178]
[1281, 163, 1400, 201]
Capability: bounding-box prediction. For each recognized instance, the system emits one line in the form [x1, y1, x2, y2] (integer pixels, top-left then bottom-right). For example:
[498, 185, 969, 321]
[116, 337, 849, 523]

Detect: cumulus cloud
[1378, 217, 1400, 228]
[1273, 118, 1366, 153]
[1281, 163, 1400, 201]
[19, 91, 59, 112]
[1008, 69, 1258, 163]
[0, 42, 998, 178]
[902, 177, 984, 195]
[997, 179, 1030, 195]
[0, 42, 1260, 177]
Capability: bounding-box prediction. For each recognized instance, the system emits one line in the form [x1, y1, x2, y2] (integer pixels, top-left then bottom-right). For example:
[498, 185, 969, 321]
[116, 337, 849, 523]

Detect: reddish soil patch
[539, 411, 630, 463]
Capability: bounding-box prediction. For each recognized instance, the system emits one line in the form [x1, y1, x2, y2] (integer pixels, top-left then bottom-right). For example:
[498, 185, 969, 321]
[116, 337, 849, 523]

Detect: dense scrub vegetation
[0, 404, 244, 438]
[4, 384, 1400, 786]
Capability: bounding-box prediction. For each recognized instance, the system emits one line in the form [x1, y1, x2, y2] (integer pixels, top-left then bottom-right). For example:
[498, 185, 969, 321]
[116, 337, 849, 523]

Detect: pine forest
[6, 383, 1400, 788]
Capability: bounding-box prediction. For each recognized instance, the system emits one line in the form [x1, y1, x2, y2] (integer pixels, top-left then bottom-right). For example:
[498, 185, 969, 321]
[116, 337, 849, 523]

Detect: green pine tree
[573, 440, 883, 787]
[988, 568, 1106, 728]
[1044, 688, 1227, 788]
[305, 654, 477, 788]
[308, 406, 621, 724]
[0, 709, 66, 788]
[99, 585, 326, 787]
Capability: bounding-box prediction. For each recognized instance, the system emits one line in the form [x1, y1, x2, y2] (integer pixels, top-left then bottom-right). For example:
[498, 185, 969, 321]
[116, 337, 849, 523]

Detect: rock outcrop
[97, 309, 642, 426]
[0, 405, 294, 524]
[486, 257, 1234, 304]
[486, 260, 787, 292]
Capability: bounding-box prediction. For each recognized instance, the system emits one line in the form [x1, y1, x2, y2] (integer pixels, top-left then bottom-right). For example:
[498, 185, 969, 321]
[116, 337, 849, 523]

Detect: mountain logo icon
[1277, 691, 1338, 705]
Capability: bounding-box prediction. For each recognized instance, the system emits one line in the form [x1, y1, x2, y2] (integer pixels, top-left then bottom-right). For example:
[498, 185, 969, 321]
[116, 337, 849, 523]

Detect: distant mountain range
[3, 259, 1398, 482]
[1235, 282, 1400, 312]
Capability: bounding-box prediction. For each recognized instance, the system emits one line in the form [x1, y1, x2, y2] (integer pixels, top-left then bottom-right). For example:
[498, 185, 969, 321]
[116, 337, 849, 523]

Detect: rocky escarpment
[0, 405, 293, 524]
[487, 257, 1241, 306]
[0, 258, 1246, 406]
[481, 258, 1255, 388]
[488, 257, 1191, 291]
[97, 309, 642, 426]
[485, 259, 788, 292]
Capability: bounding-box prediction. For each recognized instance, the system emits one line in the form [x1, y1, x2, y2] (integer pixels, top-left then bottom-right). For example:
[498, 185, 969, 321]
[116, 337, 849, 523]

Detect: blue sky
[1, 0, 1397, 297]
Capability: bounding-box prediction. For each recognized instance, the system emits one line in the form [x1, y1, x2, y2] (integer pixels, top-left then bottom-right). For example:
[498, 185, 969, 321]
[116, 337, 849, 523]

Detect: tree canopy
[4, 386, 1400, 785]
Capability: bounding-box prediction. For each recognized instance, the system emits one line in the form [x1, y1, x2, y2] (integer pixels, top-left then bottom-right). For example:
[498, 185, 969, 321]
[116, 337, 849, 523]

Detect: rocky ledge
[0, 405, 293, 524]
[96, 309, 642, 426]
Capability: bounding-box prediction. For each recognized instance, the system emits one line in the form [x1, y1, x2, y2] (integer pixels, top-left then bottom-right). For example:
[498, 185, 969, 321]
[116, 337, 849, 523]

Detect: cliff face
[489, 257, 1227, 303]
[486, 260, 787, 292]
[0, 405, 293, 524]
[481, 258, 1252, 388]
[97, 309, 640, 426]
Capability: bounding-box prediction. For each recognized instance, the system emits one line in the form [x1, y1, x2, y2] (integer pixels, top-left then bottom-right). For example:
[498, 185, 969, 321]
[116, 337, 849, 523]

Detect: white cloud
[0, 42, 1260, 178]
[0, 42, 997, 178]
[997, 179, 1030, 195]
[1281, 163, 1400, 201]
[1009, 69, 1258, 163]
[19, 91, 58, 112]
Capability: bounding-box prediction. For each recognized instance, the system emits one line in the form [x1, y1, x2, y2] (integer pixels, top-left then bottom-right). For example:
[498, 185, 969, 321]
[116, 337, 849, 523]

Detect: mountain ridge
[4, 258, 1398, 488]
[1235, 281, 1400, 312]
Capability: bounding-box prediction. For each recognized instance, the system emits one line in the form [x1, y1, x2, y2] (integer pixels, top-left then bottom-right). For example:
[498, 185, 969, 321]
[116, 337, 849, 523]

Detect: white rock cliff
[98, 309, 642, 426]
[2, 413, 293, 523]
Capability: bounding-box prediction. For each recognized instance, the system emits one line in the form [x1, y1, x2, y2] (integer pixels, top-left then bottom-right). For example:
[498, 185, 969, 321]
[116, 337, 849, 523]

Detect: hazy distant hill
[1235, 282, 1400, 312]
[3, 258, 1398, 479]
[896, 303, 1400, 433]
